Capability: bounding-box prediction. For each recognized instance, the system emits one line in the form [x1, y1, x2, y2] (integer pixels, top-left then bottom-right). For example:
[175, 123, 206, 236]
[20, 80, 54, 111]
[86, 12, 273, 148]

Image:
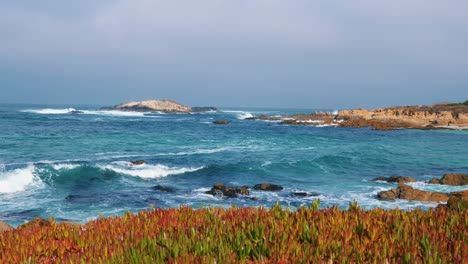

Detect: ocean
[1, 104, 467, 227]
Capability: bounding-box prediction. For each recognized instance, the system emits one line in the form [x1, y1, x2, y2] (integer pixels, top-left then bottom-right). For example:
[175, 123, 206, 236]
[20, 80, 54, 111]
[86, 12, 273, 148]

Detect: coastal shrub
[0, 204, 466, 263]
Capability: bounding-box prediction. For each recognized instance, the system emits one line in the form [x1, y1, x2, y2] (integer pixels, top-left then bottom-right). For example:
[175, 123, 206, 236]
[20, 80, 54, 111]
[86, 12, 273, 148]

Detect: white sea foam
[81, 110, 147, 117]
[22, 108, 77, 114]
[237, 112, 253, 119]
[100, 161, 204, 179]
[222, 110, 254, 119]
[22, 108, 149, 117]
[0, 165, 37, 193]
[52, 164, 80, 170]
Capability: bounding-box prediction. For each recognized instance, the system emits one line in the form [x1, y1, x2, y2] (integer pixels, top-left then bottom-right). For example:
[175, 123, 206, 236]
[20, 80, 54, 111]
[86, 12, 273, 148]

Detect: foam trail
[222, 110, 254, 119]
[81, 110, 147, 117]
[22, 108, 77, 114]
[101, 162, 204, 179]
[0, 165, 36, 193]
[52, 164, 80, 170]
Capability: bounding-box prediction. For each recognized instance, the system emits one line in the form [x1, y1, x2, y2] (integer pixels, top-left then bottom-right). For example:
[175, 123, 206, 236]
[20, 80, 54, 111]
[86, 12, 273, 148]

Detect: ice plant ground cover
[0, 202, 466, 263]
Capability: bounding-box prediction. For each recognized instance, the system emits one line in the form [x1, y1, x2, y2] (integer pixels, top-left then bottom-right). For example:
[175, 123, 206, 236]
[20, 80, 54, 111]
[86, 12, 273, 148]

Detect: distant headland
[248, 100, 468, 130]
[100, 100, 217, 113]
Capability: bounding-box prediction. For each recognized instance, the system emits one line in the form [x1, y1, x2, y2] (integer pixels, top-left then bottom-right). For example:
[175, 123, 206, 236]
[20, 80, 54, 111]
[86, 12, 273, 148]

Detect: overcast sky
[1, 0, 467, 108]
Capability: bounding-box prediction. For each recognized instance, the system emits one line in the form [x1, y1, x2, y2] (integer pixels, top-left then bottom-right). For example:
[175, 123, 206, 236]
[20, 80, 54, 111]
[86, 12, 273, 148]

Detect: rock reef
[101, 100, 192, 113]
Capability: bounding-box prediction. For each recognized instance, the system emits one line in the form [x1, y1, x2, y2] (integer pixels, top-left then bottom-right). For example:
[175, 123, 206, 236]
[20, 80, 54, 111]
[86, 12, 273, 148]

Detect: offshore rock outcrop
[205, 183, 250, 198]
[427, 173, 468, 186]
[377, 183, 449, 202]
[372, 176, 416, 183]
[101, 100, 192, 113]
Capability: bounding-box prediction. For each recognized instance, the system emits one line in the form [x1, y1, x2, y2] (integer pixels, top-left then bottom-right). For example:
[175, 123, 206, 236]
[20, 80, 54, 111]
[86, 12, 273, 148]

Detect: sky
[1, 0, 467, 109]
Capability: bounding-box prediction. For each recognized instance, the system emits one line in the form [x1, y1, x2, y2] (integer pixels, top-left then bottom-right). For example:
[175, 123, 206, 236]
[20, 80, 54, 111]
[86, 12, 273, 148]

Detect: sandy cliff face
[336, 104, 468, 129]
[101, 100, 192, 113]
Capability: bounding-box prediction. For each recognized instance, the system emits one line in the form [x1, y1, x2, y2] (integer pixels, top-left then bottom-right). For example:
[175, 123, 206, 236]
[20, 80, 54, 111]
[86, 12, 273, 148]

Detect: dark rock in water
[291, 192, 319, 197]
[18, 217, 51, 229]
[69, 110, 84, 114]
[253, 183, 283, 191]
[428, 178, 441, 184]
[439, 173, 468, 186]
[377, 183, 448, 202]
[205, 182, 249, 198]
[0, 221, 13, 232]
[191, 107, 218, 112]
[250, 197, 259, 201]
[152, 185, 175, 193]
[446, 190, 468, 209]
[213, 120, 229, 125]
[372, 176, 416, 183]
[132, 160, 146, 165]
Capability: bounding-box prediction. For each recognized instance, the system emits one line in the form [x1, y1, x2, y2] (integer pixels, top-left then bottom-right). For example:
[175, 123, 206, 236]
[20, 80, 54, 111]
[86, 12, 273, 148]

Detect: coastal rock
[439, 173, 468, 186]
[191, 107, 218, 112]
[337, 103, 468, 130]
[132, 160, 146, 165]
[253, 183, 283, 191]
[446, 190, 468, 209]
[69, 110, 84, 114]
[291, 192, 319, 197]
[213, 120, 229, 125]
[0, 221, 13, 232]
[100, 100, 192, 113]
[18, 218, 52, 229]
[428, 178, 441, 184]
[372, 176, 416, 183]
[377, 183, 448, 202]
[152, 185, 175, 193]
[205, 183, 249, 198]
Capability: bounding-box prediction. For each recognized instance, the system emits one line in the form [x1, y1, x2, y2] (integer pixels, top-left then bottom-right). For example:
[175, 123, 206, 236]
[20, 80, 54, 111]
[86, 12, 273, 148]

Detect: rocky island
[248, 101, 468, 130]
[100, 100, 218, 113]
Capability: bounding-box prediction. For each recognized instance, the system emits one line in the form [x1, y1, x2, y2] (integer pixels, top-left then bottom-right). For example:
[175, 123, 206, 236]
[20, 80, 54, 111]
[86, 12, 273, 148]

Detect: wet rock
[253, 183, 284, 191]
[0, 221, 13, 232]
[152, 185, 175, 193]
[377, 183, 449, 202]
[372, 176, 416, 183]
[131, 160, 146, 165]
[213, 120, 229, 125]
[69, 110, 84, 114]
[205, 183, 249, 198]
[446, 190, 468, 209]
[291, 192, 319, 197]
[18, 218, 52, 229]
[439, 173, 468, 186]
[191, 107, 218, 112]
[428, 178, 441, 184]
[250, 197, 259, 201]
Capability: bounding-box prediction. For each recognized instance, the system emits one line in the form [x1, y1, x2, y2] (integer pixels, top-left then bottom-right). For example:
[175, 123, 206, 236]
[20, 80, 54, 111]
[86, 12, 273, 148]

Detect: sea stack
[100, 100, 192, 113]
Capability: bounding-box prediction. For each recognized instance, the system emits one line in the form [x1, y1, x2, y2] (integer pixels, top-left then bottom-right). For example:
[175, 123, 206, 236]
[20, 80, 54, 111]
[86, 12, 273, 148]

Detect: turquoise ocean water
[0, 104, 467, 226]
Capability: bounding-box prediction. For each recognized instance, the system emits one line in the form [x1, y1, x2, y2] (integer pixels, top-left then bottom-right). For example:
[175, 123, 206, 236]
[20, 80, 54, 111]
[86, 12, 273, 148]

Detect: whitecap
[222, 110, 254, 119]
[0, 165, 37, 193]
[22, 108, 77, 114]
[52, 164, 80, 170]
[100, 162, 204, 179]
[80, 110, 147, 117]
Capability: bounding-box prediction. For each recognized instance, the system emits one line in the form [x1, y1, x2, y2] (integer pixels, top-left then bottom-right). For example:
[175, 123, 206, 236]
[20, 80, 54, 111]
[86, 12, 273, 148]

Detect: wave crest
[100, 161, 204, 179]
[0, 165, 37, 193]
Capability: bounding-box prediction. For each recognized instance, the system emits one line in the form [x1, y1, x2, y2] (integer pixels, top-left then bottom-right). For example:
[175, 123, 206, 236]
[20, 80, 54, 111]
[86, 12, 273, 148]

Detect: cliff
[100, 100, 192, 113]
[337, 103, 468, 130]
[247, 102, 468, 130]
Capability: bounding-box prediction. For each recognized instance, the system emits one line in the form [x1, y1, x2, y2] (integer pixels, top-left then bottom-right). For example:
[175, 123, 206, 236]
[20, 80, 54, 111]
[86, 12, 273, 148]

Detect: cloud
[1, 0, 467, 65]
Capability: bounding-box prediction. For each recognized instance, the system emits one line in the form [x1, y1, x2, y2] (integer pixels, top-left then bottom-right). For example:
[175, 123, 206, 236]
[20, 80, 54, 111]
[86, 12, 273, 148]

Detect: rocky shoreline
[248, 101, 468, 130]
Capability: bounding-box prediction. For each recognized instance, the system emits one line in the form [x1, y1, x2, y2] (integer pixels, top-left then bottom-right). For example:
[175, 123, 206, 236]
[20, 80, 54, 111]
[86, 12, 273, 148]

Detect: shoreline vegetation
[1, 202, 467, 263]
